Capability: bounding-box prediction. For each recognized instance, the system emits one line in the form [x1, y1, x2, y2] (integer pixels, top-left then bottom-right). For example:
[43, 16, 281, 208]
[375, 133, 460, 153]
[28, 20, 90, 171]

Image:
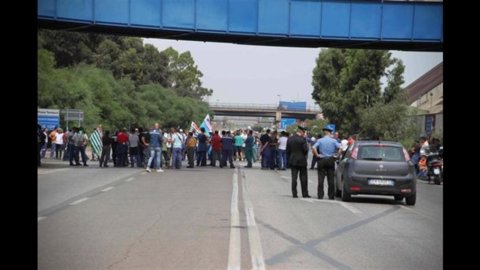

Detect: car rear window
[357, 145, 405, 161]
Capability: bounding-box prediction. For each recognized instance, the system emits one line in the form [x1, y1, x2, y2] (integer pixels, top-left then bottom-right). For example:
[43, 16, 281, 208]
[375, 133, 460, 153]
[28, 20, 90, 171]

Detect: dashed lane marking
[101, 186, 114, 192]
[69, 197, 89, 205]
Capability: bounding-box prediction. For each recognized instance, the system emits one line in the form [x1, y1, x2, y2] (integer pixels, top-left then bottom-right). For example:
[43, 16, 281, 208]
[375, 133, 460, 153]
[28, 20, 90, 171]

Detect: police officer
[312, 125, 341, 200]
[286, 126, 310, 198]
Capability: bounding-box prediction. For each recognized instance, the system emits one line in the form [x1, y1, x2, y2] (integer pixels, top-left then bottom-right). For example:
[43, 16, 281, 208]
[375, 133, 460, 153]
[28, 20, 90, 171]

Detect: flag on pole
[190, 121, 201, 134]
[89, 128, 103, 156]
[200, 114, 212, 133]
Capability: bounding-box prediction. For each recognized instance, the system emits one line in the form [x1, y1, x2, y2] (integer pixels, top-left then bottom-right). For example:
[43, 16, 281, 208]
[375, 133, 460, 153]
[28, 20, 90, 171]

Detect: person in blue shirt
[312, 125, 341, 200]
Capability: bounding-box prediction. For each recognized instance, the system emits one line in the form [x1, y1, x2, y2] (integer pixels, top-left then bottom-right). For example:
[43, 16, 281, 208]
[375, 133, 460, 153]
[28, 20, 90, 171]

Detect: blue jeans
[277, 149, 287, 169]
[172, 147, 183, 169]
[147, 147, 162, 169]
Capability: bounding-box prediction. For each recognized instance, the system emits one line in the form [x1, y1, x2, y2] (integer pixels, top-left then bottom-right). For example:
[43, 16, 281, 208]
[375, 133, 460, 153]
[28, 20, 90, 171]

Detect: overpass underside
[38, 0, 443, 52]
[213, 109, 318, 120]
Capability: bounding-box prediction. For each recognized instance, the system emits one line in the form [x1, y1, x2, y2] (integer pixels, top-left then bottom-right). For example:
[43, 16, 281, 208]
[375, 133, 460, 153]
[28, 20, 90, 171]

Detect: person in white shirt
[277, 131, 288, 170]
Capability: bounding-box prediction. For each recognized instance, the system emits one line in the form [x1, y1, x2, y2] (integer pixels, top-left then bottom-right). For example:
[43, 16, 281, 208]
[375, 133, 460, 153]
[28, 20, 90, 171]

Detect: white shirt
[278, 136, 288, 150]
[340, 139, 349, 151]
[55, 133, 64, 145]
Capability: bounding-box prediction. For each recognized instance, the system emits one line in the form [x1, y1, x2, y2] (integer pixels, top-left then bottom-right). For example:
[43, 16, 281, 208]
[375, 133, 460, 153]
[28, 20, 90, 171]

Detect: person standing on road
[196, 127, 208, 166]
[221, 130, 235, 168]
[312, 125, 341, 200]
[185, 132, 197, 168]
[286, 126, 310, 198]
[244, 130, 255, 168]
[145, 123, 163, 172]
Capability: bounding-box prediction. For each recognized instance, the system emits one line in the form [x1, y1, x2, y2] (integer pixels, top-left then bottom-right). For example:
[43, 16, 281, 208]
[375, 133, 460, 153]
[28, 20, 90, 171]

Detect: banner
[190, 121, 201, 134]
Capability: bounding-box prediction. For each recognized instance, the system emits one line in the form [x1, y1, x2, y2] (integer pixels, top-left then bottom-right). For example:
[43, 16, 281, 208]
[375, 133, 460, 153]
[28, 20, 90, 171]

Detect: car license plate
[433, 168, 440, 175]
[368, 179, 394, 186]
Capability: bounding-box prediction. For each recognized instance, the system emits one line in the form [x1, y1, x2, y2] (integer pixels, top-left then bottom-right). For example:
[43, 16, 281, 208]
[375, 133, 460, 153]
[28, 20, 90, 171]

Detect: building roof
[405, 62, 443, 104]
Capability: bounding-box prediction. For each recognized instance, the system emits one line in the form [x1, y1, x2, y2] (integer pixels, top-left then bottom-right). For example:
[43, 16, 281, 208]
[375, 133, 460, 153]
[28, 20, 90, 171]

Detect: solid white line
[125, 177, 135, 182]
[38, 168, 71, 175]
[38, 217, 46, 222]
[241, 172, 266, 270]
[101, 186, 114, 192]
[227, 170, 241, 270]
[69, 197, 89, 205]
[339, 202, 362, 214]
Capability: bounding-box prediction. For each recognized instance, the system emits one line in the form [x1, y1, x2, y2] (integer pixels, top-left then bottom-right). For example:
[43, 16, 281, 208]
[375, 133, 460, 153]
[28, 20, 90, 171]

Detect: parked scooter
[427, 152, 443, 185]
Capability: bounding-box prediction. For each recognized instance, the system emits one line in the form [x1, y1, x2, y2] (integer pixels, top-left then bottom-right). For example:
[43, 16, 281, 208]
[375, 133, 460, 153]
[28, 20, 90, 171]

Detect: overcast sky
[144, 38, 443, 106]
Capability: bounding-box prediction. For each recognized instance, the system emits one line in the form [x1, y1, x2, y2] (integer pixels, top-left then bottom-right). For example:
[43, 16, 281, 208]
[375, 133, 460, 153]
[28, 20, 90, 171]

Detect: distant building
[405, 62, 443, 136]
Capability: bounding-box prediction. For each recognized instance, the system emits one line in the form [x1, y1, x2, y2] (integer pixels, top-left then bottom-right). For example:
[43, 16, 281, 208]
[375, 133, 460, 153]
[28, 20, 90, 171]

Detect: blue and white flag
[200, 114, 212, 135]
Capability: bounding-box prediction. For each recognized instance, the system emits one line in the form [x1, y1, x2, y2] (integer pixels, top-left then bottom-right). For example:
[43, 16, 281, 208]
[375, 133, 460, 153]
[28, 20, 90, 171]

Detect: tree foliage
[38, 30, 211, 132]
[312, 49, 393, 135]
[311, 48, 417, 144]
[38, 29, 212, 99]
[161, 47, 213, 99]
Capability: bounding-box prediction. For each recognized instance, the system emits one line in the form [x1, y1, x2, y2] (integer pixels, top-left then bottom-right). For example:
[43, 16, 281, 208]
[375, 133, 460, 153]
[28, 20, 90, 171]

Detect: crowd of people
[37, 122, 437, 197]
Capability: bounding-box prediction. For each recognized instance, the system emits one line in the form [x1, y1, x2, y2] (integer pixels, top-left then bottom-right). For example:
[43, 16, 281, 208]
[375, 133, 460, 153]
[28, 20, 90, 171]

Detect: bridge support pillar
[275, 111, 282, 128]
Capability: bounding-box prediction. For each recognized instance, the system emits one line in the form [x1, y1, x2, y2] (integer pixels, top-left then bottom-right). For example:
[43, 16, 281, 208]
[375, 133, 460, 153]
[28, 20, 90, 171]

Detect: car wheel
[394, 195, 403, 201]
[341, 182, 351, 202]
[405, 194, 416, 206]
[335, 179, 341, 197]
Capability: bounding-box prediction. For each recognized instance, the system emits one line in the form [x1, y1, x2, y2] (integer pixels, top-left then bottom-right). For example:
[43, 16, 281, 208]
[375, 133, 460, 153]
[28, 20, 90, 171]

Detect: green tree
[161, 47, 213, 99]
[311, 49, 394, 135]
[38, 29, 105, 67]
[383, 59, 405, 104]
[359, 100, 421, 147]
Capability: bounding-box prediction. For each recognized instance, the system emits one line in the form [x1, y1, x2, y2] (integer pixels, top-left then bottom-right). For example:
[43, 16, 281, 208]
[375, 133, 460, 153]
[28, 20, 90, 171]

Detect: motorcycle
[427, 152, 443, 185]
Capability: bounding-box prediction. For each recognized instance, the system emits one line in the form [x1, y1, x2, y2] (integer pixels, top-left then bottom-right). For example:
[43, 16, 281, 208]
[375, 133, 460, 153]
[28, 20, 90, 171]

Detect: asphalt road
[38, 158, 443, 270]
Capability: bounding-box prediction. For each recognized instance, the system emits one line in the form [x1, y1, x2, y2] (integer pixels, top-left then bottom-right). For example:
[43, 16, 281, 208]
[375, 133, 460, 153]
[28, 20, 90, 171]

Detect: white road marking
[101, 186, 114, 192]
[308, 180, 313, 184]
[400, 205, 437, 222]
[37, 168, 71, 175]
[125, 177, 135, 182]
[69, 197, 89, 205]
[300, 198, 314, 203]
[310, 199, 363, 214]
[227, 170, 241, 270]
[339, 202, 363, 214]
[38, 217, 46, 222]
[241, 171, 266, 270]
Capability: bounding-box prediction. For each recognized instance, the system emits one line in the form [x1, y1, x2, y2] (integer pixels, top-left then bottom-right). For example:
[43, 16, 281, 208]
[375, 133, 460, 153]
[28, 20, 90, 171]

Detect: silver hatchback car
[335, 140, 417, 205]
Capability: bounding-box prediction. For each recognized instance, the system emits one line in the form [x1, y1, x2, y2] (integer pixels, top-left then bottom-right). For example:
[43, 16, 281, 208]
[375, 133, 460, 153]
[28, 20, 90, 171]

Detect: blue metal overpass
[38, 0, 442, 51]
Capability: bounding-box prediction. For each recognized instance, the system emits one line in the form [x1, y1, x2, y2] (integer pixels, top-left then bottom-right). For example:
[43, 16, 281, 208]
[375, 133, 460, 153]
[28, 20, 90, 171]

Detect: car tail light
[401, 189, 412, 193]
[403, 148, 410, 161]
[351, 186, 361, 191]
[351, 147, 358, 159]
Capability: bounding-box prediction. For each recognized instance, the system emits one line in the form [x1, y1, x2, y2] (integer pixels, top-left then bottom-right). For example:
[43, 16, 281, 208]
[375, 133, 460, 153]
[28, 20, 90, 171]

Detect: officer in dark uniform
[286, 126, 310, 198]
